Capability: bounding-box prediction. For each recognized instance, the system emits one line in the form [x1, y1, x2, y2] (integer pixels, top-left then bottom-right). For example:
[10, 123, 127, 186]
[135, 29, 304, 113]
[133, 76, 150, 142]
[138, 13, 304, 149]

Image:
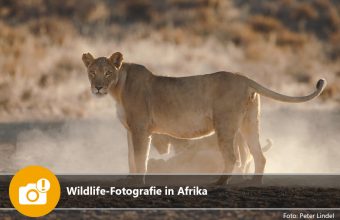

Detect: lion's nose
[95, 86, 103, 91]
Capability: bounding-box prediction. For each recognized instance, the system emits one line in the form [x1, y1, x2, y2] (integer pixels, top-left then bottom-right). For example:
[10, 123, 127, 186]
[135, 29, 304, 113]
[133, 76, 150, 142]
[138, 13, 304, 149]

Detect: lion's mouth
[93, 91, 107, 97]
[92, 86, 108, 96]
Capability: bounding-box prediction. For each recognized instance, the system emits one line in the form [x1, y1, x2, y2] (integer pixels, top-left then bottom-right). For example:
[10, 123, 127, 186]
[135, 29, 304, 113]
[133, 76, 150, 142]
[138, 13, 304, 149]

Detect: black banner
[1, 175, 340, 209]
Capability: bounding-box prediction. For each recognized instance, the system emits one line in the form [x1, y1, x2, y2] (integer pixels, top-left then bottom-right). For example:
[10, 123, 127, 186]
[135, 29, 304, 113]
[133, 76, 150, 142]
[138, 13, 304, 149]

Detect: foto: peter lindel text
[283, 212, 335, 219]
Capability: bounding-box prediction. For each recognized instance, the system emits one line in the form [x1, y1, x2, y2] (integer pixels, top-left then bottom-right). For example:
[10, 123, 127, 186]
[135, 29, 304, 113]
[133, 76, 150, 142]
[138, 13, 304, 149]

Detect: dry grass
[276, 30, 307, 47]
[291, 3, 319, 21]
[250, 15, 283, 34]
[329, 31, 340, 60]
[0, 0, 339, 121]
[227, 24, 260, 47]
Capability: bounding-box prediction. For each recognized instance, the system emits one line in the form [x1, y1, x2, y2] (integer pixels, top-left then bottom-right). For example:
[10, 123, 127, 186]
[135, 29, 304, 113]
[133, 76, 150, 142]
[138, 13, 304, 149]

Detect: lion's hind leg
[242, 94, 266, 184]
[214, 113, 243, 185]
[233, 131, 249, 174]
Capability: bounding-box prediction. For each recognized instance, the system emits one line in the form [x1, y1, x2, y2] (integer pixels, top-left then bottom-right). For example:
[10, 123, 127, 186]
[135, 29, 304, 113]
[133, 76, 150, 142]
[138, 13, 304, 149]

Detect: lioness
[82, 52, 325, 184]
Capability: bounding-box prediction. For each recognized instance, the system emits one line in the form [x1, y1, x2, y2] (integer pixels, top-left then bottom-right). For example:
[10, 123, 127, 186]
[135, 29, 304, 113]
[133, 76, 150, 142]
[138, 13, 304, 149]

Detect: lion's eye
[89, 72, 95, 78]
[105, 71, 112, 78]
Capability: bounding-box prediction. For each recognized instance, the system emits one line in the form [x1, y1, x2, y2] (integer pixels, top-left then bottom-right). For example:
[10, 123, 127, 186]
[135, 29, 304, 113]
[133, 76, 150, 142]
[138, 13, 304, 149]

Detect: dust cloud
[262, 107, 340, 173]
[2, 107, 340, 174]
[9, 117, 129, 173]
[147, 106, 340, 174]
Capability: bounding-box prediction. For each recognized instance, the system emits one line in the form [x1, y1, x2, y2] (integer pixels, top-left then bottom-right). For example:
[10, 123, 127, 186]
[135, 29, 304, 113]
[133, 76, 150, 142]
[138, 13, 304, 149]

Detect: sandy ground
[3, 210, 338, 220]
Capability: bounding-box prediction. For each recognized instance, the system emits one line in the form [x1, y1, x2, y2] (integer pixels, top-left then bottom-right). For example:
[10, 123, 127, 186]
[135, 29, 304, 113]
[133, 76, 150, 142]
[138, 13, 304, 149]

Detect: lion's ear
[109, 52, 123, 69]
[82, 53, 94, 67]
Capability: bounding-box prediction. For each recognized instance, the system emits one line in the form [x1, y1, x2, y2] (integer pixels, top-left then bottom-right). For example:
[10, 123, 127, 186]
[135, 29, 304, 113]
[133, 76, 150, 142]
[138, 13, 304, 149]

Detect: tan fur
[82, 52, 326, 184]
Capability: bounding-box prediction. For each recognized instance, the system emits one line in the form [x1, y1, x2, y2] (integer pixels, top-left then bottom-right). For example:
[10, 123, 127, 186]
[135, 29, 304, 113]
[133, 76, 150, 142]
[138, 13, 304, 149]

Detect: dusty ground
[0, 108, 339, 174]
[3, 210, 338, 220]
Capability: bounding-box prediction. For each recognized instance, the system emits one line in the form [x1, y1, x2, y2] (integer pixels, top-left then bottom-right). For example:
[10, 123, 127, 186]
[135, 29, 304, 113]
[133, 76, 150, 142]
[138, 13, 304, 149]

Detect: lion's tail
[262, 139, 272, 152]
[246, 77, 326, 103]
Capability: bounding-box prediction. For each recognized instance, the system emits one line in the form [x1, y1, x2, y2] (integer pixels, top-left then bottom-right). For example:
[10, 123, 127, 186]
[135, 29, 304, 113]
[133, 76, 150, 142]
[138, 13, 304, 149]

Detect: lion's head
[82, 52, 123, 96]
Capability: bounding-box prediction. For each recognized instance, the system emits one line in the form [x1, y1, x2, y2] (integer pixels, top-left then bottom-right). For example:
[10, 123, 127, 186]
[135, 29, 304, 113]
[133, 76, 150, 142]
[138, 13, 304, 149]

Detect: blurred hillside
[0, 0, 339, 121]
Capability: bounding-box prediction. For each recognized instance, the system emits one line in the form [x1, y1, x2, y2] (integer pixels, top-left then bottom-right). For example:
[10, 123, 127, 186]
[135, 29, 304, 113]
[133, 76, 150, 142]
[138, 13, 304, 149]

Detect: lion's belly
[151, 110, 215, 139]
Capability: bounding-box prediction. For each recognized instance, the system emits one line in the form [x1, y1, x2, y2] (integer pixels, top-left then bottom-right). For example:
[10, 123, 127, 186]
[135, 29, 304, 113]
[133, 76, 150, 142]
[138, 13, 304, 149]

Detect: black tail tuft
[316, 79, 326, 90]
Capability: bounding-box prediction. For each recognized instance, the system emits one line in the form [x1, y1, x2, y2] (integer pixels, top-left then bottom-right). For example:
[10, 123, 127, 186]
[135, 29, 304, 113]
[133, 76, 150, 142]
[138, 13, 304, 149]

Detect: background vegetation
[0, 0, 339, 121]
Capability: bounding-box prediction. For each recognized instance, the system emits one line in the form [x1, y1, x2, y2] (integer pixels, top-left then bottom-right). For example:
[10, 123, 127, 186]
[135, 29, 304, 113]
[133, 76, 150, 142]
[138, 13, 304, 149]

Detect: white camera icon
[19, 178, 50, 205]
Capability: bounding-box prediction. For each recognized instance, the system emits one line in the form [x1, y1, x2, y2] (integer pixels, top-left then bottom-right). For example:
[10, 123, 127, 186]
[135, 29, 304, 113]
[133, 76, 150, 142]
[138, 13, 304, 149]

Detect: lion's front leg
[127, 132, 137, 173]
[130, 130, 151, 174]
